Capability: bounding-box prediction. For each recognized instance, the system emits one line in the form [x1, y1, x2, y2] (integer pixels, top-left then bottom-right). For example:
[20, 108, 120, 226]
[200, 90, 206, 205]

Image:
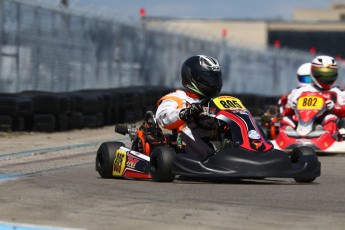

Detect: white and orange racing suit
[282, 84, 345, 137]
[155, 89, 215, 161]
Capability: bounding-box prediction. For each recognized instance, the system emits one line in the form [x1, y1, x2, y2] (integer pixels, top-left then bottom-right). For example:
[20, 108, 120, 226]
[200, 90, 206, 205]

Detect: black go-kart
[95, 95, 321, 183]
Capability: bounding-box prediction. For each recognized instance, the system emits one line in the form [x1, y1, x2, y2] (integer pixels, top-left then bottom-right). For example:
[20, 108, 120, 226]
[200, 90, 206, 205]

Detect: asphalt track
[0, 131, 344, 230]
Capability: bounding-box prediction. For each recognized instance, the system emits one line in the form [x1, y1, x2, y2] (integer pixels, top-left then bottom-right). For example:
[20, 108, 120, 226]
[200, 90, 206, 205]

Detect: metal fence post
[0, 0, 3, 92]
[15, 1, 20, 92]
[33, 6, 40, 90]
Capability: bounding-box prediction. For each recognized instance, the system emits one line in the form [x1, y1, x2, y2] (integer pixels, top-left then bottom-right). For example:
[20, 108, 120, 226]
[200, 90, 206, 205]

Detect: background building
[144, 3, 345, 58]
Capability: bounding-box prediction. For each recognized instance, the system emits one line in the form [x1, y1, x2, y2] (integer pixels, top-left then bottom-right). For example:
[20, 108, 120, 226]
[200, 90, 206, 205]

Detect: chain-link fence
[0, 0, 343, 96]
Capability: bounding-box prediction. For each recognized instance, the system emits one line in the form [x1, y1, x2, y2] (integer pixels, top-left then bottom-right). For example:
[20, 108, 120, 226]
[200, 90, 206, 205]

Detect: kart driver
[281, 55, 345, 138]
[155, 55, 223, 162]
[278, 62, 312, 114]
[261, 62, 313, 140]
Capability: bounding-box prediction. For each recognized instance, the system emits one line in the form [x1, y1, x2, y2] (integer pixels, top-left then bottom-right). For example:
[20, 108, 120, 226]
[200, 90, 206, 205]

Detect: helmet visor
[312, 67, 338, 84]
[191, 69, 222, 89]
[298, 75, 312, 84]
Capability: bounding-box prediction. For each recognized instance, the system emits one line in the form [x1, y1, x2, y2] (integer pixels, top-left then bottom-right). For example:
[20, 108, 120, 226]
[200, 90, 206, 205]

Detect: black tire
[13, 117, 25, 131]
[32, 114, 56, 132]
[96, 141, 125, 178]
[103, 109, 112, 125]
[56, 114, 69, 131]
[83, 114, 98, 128]
[17, 98, 33, 117]
[0, 96, 19, 117]
[291, 146, 318, 183]
[57, 94, 71, 115]
[125, 110, 135, 123]
[150, 146, 176, 182]
[20, 91, 60, 115]
[70, 92, 100, 115]
[95, 112, 105, 127]
[68, 112, 84, 130]
[0, 116, 13, 131]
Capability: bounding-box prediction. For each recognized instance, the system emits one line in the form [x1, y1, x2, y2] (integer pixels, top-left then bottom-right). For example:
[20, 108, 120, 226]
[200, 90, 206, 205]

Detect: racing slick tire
[150, 146, 176, 182]
[291, 146, 319, 183]
[96, 141, 125, 178]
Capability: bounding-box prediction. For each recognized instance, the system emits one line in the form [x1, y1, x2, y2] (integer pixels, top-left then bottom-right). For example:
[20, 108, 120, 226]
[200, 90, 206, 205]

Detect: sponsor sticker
[126, 156, 140, 169]
[248, 130, 260, 140]
[251, 140, 263, 149]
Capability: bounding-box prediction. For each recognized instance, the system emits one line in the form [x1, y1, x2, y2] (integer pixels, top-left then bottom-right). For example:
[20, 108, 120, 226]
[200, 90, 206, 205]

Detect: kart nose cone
[297, 125, 312, 136]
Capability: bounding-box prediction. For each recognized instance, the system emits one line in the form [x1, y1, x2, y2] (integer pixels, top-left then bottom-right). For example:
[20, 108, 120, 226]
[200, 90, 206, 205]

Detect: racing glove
[179, 103, 203, 122]
[326, 100, 335, 111]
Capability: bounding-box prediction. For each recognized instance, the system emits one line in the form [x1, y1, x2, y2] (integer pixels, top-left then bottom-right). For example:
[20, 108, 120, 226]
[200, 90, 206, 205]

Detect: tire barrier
[0, 87, 278, 132]
[0, 86, 174, 132]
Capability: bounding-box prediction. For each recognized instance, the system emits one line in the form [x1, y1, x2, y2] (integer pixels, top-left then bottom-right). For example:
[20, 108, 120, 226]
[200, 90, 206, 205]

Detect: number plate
[113, 149, 127, 176]
[213, 96, 246, 110]
[297, 96, 324, 109]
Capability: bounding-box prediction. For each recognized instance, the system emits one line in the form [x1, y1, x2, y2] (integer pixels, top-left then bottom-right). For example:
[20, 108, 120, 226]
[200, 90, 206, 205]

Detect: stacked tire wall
[0, 86, 174, 132]
[0, 87, 279, 132]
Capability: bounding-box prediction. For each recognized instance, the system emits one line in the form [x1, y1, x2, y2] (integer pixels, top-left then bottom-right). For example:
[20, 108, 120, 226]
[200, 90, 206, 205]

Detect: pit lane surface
[0, 127, 344, 230]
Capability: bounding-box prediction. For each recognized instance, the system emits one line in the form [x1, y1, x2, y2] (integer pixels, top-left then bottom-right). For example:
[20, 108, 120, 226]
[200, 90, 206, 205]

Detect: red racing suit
[278, 86, 304, 114]
[282, 84, 345, 137]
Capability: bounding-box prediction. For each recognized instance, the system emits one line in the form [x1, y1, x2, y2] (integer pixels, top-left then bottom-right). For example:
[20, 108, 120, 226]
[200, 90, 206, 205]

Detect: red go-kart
[271, 91, 345, 154]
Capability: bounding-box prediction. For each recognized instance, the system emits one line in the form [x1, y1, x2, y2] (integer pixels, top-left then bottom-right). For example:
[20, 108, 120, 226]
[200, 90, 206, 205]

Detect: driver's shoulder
[290, 85, 314, 98]
[300, 84, 315, 91]
[330, 86, 344, 93]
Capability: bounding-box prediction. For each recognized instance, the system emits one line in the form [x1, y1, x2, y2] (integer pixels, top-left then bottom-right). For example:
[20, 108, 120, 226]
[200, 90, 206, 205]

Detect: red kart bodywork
[272, 91, 345, 153]
[112, 146, 152, 179]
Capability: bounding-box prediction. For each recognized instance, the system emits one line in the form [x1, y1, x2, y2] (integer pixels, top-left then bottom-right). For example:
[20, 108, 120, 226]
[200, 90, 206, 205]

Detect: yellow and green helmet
[311, 55, 338, 90]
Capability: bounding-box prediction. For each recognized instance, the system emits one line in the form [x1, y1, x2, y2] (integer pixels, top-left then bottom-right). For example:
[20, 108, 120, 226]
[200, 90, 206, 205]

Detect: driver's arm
[155, 98, 185, 130]
[282, 95, 296, 116]
[283, 88, 302, 116]
[332, 88, 345, 117]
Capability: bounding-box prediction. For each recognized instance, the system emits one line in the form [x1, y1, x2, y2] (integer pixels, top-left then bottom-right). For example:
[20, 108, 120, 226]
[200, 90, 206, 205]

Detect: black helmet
[181, 55, 223, 98]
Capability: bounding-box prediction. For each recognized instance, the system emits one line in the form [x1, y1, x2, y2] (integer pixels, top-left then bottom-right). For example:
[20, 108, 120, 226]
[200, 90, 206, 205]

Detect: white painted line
[0, 220, 84, 230]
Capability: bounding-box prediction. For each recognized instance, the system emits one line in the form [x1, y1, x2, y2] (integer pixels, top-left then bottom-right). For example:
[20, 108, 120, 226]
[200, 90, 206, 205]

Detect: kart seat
[210, 138, 233, 151]
[210, 141, 222, 151]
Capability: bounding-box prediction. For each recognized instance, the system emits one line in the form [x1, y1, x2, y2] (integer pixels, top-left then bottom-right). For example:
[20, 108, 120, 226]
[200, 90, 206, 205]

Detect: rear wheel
[150, 146, 176, 182]
[291, 146, 318, 183]
[96, 141, 125, 178]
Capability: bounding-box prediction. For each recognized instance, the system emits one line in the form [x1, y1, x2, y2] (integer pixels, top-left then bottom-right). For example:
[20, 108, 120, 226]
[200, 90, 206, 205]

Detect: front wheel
[150, 146, 176, 182]
[291, 146, 319, 183]
[96, 141, 125, 178]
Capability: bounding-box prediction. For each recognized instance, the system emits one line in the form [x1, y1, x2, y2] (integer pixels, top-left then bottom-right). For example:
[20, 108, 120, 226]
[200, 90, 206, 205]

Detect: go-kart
[95, 95, 321, 183]
[260, 105, 281, 140]
[271, 91, 345, 154]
